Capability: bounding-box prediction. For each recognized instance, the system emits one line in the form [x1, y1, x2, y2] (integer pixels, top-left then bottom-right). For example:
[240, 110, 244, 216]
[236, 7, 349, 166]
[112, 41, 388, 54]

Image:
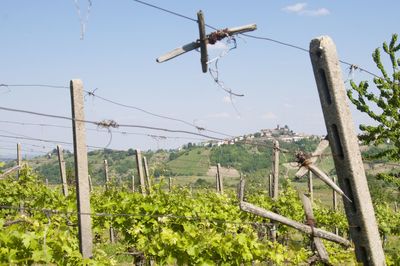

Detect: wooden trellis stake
[268, 174, 273, 197]
[308, 171, 314, 202]
[332, 176, 339, 235]
[57, 145, 68, 197]
[310, 36, 385, 264]
[131, 175, 135, 192]
[143, 156, 151, 193]
[238, 179, 349, 246]
[301, 194, 329, 263]
[217, 163, 223, 194]
[272, 140, 280, 199]
[156, 10, 257, 73]
[0, 165, 21, 179]
[135, 149, 146, 196]
[17, 143, 21, 179]
[104, 159, 109, 190]
[70, 79, 92, 258]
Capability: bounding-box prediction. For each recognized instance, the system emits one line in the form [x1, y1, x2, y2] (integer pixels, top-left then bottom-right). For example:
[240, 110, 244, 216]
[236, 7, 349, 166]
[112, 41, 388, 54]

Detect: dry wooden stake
[104, 159, 109, 190]
[308, 171, 314, 202]
[240, 201, 350, 246]
[268, 173, 273, 198]
[143, 156, 151, 193]
[70, 79, 93, 258]
[135, 149, 146, 196]
[217, 163, 223, 194]
[131, 175, 135, 192]
[310, 36, 385, 264]
[0, 165, 21, 179]
[17, 142, 21, 179]
[271, 140, 280, 242]
[156, 10, 256, 73]
[57, 145, 68, 197]
[168, 176, 172, 192]
[301, 194, 330, 263]
[272, 140, 279, 199]
[215, 173, 219, 192]
[332, 176, 339, 235]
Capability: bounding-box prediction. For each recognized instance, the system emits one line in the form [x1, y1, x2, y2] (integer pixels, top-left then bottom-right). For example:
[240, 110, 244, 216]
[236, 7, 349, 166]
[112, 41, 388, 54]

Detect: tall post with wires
[57, 145, 68, 197]
[310, 36, 385, 265]
[70, 79, 93, 258]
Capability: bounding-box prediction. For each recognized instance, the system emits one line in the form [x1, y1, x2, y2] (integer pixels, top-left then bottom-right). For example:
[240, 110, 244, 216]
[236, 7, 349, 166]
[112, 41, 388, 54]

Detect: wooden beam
[239, 201, 350, 247]
[301, 194, 330, 263]
[156, 23, 256, 63]
[0, 165, 21, 179]
[197, 10, 208, 73]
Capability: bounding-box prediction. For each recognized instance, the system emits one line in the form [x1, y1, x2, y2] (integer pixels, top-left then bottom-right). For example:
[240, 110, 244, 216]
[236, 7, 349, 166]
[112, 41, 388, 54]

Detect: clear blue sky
[1, 0, 399, 156]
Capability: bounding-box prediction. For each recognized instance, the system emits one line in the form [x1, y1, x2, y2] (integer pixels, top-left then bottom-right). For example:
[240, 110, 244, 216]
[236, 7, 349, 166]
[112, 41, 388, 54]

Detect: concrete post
[310, 36, 385, 265]
[70, 79, 93, 258]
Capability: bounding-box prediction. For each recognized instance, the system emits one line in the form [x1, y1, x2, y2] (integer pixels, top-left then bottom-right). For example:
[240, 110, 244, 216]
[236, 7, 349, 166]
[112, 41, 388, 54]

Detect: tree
[347, 34, 400, 160]
[347, 34, 400, 190]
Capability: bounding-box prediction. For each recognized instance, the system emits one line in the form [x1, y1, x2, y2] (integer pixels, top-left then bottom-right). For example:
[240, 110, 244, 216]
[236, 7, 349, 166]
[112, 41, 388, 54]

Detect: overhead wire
[0, 83, 235, 138]
[128, 0, 381, 80]
[0, 105, 224, 141]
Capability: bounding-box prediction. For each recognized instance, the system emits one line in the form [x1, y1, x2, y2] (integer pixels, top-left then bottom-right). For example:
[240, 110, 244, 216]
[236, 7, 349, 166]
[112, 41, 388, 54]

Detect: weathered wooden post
[308, 171, 314, 202]
[272, 140, 279, 199]
[17, 142, 21, 179]
[131, 175, 135, 192]
[268, 174, 273, 197]
[215, 173, 219, 192]
[301, 194, 329, 263]
[310, 36, 385, 265]
[135, 149, 146, 196]
[168, 176, 172, 192]
[271, 140, 280, 242]
[57, 145, 68, 197]
[88, 175, 92, 192]
[143, 156, 151, 193]
[104, 159, 109, 190]
[70, 79, 93, 258]
[102, 159, 114, 243]
[332, 176, 339, 235]
[217, 163, 223, 194]
[45, 178, 49, 187]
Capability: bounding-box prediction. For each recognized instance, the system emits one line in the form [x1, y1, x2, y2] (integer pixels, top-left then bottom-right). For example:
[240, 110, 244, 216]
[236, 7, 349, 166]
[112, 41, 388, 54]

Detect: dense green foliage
[347, 34, 400, 159]
[347, 33, 400, 190]
[209, 138, 319, 174]
[7, 166, 397, 265]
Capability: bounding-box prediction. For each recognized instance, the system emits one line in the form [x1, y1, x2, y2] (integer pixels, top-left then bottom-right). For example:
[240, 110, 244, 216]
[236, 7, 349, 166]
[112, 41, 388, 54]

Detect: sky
[1, 0, 399, 157]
